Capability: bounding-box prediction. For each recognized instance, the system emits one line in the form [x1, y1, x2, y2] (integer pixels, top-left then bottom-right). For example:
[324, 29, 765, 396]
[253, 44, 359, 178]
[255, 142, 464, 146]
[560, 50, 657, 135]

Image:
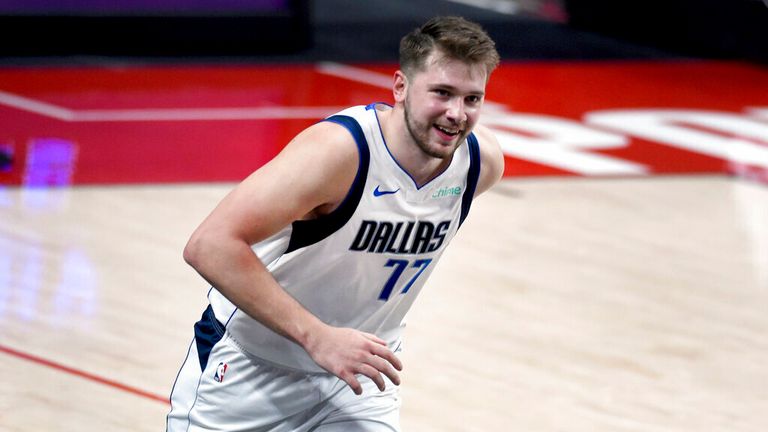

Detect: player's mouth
[433, 124, 462, 140]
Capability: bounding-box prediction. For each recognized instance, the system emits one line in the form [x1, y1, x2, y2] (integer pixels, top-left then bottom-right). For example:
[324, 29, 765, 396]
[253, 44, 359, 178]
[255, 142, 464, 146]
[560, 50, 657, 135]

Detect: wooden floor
[1, 175, 767, 431]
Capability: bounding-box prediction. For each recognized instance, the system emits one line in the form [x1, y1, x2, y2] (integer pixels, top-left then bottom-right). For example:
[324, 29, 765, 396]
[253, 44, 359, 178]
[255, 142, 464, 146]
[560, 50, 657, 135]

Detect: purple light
[24, 138, 78, 187]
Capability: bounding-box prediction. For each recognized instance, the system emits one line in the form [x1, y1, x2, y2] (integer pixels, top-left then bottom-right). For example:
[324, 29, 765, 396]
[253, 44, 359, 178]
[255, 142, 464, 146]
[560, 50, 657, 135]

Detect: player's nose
[445, 98, 466, 124]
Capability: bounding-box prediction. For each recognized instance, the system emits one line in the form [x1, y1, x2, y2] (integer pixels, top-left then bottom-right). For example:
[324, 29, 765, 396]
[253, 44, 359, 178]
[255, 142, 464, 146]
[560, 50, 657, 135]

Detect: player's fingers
[371, 343, 403, 372]
[339, 370, 363, 395]
[357, 364, 387, 392]
[368, 354, 401, 386]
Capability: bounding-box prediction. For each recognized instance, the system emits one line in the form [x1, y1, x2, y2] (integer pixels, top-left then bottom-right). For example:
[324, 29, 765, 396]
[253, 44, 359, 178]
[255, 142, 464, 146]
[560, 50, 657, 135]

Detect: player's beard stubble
[403, 94, 467, 160]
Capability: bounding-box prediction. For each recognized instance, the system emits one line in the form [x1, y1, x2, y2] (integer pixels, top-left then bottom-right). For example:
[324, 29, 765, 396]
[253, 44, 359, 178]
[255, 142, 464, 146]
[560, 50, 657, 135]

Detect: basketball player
[167, 16, 503, 432]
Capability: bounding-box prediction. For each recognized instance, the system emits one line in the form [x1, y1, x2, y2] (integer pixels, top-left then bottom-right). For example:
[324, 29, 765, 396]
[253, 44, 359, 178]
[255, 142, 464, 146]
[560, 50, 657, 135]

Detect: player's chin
[426, 141, 460, 159]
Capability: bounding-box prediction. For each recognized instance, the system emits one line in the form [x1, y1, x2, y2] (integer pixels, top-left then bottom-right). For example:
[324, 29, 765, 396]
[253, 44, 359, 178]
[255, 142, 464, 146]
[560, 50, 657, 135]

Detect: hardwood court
[1, 175, 766, 431]
[1, 51, 767, 432]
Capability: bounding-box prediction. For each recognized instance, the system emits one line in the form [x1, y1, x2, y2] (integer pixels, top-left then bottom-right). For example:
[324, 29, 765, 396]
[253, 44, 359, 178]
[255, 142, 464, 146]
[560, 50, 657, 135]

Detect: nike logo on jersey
[373, 185, 400, 197]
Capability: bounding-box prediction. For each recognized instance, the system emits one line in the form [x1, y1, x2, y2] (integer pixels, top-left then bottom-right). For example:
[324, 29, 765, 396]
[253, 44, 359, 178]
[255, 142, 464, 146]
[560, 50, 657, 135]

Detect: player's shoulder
[295, 118, 359, 149]
[471, 123, 505, 195]
[472, 123, 500, 152]
[281, 118, 361, 167]
[271, 118, 363, 211]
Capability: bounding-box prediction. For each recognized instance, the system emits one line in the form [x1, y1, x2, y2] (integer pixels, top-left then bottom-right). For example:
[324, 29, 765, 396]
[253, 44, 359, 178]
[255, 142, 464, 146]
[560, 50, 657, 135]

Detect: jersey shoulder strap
[459, 132, 481, 227]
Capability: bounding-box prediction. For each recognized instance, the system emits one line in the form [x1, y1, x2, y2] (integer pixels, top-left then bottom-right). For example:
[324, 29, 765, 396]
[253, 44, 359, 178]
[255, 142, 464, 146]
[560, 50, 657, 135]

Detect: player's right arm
[182, 120, 402, 395]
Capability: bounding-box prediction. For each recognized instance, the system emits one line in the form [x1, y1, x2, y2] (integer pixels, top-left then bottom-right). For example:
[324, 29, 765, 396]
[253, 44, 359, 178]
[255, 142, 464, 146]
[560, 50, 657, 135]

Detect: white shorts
[166, 307, 401, 432]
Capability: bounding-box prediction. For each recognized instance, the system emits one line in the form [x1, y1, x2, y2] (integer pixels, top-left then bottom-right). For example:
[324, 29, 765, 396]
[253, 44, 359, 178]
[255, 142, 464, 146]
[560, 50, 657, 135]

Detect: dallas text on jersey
[349, 220, 451, 255]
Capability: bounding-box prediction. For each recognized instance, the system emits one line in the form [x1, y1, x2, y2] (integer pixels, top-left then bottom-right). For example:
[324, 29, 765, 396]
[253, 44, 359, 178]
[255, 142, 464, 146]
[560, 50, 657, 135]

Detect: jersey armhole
[285, 115, 371, 253]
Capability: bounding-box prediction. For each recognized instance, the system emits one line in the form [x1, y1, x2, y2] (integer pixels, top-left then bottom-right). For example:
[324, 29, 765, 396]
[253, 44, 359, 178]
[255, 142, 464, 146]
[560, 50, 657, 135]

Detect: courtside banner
[1, 60, 766, 185]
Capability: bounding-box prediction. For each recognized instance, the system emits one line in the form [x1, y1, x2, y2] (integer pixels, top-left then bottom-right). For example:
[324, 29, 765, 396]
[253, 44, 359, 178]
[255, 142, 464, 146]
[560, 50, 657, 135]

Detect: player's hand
[303, 324, 402, 395]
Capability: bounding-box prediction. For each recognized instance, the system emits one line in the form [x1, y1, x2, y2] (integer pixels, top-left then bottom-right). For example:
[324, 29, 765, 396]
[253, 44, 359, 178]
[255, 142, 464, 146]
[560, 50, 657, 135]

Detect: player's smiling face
[400, 50, 487, 159]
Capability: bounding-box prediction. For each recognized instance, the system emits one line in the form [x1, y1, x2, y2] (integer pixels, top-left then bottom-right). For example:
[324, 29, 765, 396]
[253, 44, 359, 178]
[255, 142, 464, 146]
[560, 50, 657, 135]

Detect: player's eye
[466, 95, 482, 104]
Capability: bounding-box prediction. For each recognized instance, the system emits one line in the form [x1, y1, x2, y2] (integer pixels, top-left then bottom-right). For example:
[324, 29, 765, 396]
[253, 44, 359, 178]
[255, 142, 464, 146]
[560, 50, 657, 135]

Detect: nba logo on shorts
[214, 362, 228, 383]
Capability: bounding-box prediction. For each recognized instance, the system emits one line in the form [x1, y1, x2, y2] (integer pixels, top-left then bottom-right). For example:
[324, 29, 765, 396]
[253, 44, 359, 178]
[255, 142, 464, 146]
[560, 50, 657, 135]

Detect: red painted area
[1, 60, 767, 186]
[485, 61, 768, 115]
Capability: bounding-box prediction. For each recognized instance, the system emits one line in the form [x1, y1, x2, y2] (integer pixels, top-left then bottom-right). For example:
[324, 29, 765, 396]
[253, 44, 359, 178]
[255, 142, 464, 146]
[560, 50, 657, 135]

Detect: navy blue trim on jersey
[459, 132, 481, 227]
[193, 305, 226, 371]
[366, 102, 389, 111]
[285, 115, 371, 253]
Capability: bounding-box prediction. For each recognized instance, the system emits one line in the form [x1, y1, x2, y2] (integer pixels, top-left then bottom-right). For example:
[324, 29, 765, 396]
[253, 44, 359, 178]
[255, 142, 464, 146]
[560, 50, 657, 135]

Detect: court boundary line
[0, 63, 512, 122]
[0, 88, 345, 122]
[0, 342, 169, 405]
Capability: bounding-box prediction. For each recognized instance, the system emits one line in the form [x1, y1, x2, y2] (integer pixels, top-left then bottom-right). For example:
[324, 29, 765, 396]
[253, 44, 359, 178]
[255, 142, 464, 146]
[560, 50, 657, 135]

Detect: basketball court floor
[1, 28, 768, 432]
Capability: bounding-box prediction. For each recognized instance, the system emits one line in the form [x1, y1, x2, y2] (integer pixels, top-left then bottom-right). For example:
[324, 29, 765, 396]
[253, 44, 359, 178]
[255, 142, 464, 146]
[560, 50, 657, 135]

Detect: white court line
[0, 63, 511, 122]
[316, 62, 395, 89]
[72, 107, 346, 122]
[0, 88, 343, 122]
[0, 90, 75, 121]
[746, 107, 768, 122]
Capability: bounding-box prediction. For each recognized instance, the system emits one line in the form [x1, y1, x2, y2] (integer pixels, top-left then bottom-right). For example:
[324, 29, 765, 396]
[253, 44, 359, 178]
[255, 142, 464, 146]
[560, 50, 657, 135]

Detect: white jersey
[206, 103, 481, 372]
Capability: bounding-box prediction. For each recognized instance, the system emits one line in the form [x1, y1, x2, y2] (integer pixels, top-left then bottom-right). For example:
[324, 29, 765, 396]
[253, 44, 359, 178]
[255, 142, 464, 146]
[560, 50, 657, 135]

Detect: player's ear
[393, 71, 408, 103]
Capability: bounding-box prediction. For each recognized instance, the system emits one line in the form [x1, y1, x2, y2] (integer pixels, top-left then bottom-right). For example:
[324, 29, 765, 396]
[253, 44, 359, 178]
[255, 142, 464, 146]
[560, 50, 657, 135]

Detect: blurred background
[1, 2, 767, 431]
[0, 0, 766, 63]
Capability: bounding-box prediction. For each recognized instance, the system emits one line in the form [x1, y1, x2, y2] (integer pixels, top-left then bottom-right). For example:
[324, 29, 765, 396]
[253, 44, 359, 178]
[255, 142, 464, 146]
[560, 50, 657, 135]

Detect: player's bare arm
[473, 123, 505, 195]
[183, 121, 402, 395]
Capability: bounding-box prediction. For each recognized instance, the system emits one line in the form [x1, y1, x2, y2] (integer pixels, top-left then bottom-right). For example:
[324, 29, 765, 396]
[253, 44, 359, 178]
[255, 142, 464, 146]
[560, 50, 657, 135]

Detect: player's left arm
[473, 123, 505, 195]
